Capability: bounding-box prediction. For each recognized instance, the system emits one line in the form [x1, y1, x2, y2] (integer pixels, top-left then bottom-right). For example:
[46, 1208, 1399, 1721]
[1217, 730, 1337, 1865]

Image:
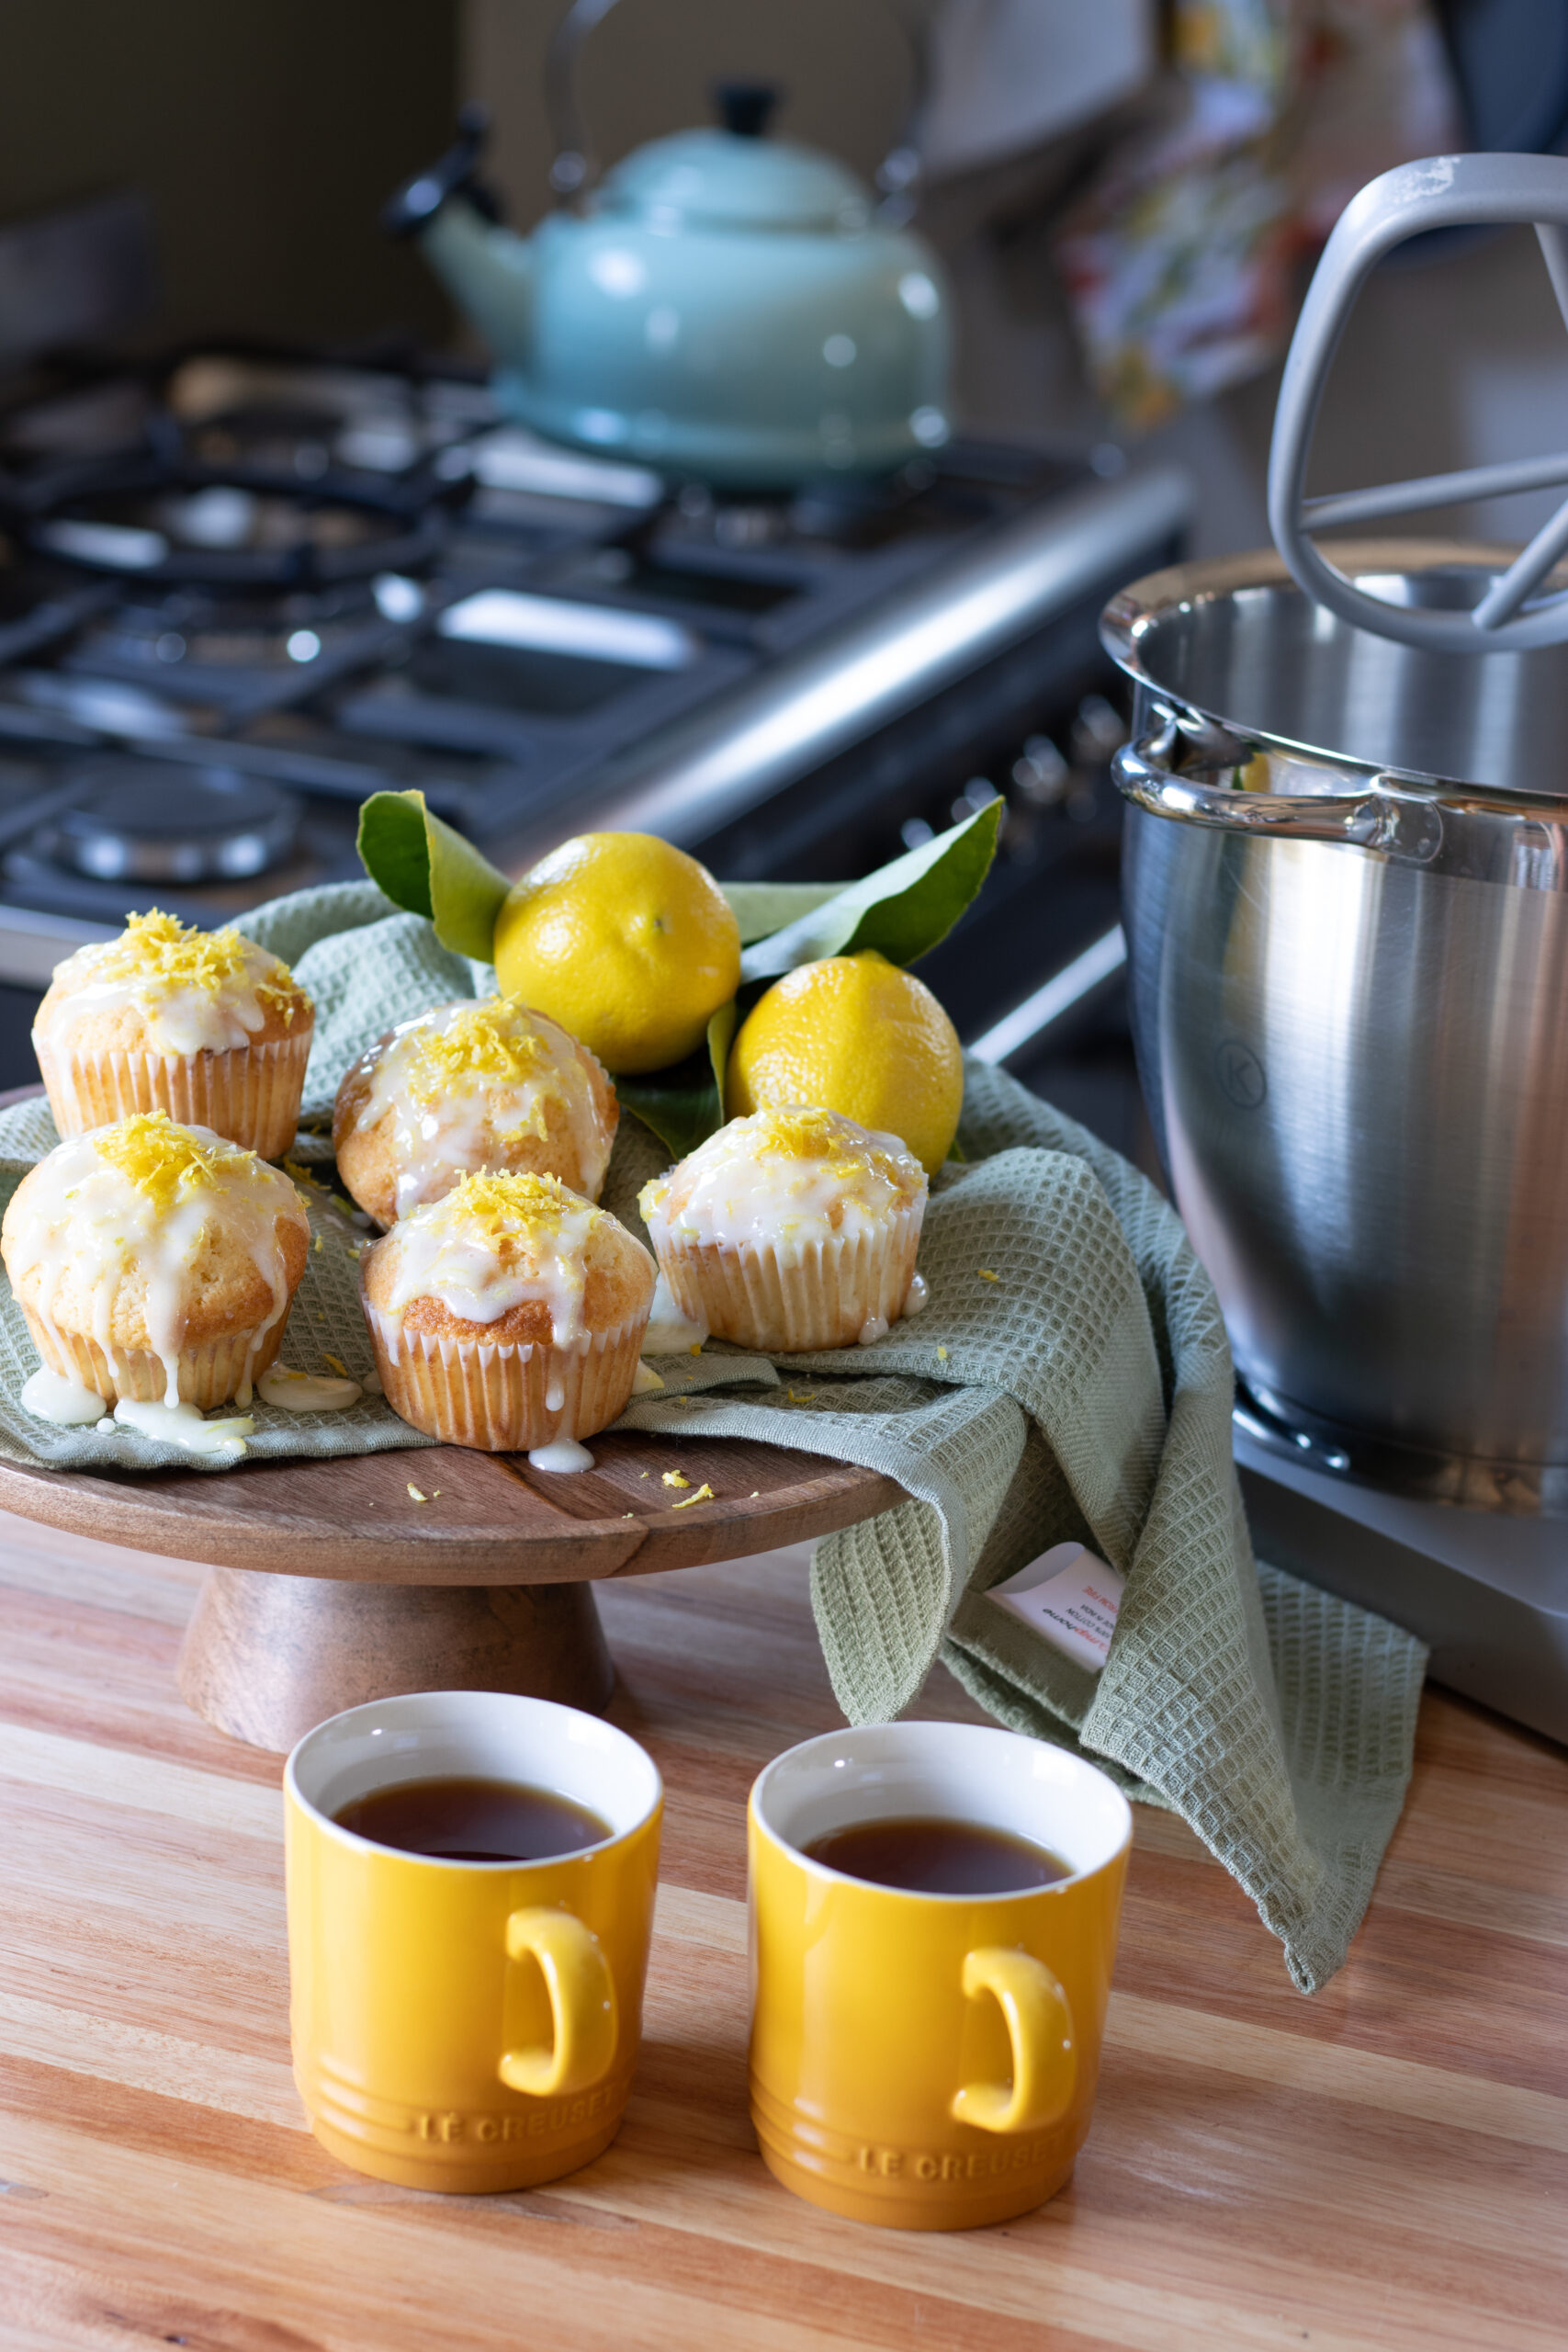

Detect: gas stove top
[0, 344, 1188, 1083]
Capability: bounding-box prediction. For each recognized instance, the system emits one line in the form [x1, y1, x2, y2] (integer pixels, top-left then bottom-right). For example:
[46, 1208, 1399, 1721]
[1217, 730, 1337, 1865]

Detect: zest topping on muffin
[40, 909, 306, 1055]
[91, 1109, 273, 1211]
[333, 996, 617, 1226]
[639, 1106, 927, 1251]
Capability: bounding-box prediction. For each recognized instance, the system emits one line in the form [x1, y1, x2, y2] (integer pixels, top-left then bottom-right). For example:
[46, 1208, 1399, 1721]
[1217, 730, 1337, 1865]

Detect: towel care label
[985, 1542, 1125, 1670]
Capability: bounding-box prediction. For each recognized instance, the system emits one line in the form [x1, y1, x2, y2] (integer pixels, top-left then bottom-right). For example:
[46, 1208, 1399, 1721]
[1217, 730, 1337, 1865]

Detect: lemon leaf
[722, 880, 845, 945]
[357, 789, 511, 961]
[739, 800, 1000, 982]
[617, 1001, 735, 1159]
[616, 1048, 724, 1164]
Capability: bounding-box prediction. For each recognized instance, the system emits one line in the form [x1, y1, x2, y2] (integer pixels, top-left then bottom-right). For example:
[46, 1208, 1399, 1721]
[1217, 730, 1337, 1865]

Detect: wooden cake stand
[0, 1431, 904, 1752]
[0, 1083, 905, 1749]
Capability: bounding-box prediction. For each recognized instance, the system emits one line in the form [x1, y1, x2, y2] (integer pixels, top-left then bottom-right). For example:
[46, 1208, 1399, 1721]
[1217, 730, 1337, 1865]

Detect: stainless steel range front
[0, 343, 1187, 1085]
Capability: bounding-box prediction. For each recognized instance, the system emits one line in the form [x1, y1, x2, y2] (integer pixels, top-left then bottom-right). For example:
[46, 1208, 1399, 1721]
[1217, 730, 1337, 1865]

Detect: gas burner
[9, 451, 448, 589]
[74, 576, 392, 678]
[38, 760, 301, 883]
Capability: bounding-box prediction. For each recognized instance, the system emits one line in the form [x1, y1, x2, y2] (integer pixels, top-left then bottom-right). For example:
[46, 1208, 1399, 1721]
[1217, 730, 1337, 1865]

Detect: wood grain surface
[1, 1505, 1564, 2351]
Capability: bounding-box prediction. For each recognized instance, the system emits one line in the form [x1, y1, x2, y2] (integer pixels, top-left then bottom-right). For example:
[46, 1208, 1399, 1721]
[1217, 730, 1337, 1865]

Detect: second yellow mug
[286, 1690, 662, 2193]
[748, 1721, 1132, 2229]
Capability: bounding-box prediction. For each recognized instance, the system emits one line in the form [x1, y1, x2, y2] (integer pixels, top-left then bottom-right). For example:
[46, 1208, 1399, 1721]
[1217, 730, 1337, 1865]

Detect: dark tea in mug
[804, 1815, 1071, 1895]
[334, 1775, 610, 1864]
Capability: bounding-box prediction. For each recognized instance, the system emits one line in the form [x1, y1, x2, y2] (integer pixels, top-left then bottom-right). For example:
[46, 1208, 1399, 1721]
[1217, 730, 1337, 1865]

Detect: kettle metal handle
[1269, 153, 1568, 654]
[544, 0, 931, 212]
[1114, 720, 1444, 864]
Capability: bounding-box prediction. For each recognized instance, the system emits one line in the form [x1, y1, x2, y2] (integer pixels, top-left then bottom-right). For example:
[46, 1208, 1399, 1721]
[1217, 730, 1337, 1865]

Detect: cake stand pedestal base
[176, 1566, 615, 1752]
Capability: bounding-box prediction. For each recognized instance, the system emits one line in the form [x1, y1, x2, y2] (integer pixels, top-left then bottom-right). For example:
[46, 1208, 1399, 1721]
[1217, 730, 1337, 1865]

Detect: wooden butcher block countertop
[1, 1505, 1564, 2351]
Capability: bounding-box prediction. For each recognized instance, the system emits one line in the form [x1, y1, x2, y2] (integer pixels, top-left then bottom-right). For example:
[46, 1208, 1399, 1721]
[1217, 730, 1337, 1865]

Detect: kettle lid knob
[713, 82, 781, 140]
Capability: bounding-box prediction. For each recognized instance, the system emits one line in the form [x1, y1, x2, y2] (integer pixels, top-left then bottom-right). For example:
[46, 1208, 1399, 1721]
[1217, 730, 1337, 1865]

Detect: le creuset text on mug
[285, 1690, 662, 2193]
[748, 1721, 1132, 2230]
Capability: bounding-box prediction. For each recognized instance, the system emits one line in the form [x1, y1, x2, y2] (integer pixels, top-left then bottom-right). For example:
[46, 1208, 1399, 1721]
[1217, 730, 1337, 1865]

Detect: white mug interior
[753, 1721, 1132, 1893]
[287, 1689, 661, 1866]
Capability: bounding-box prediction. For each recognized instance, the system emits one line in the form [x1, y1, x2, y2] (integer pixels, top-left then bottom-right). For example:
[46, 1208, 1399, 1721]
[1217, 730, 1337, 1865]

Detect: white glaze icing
[377, 1170, 604, 1345]
[352, 997, 613, 1216]
[903, 1272, 930, 1316]
[638, 1108, 927, 1258]
[256, 1363, 363, 1412]
[113, 1397, 254, 1453]
[632, 1361, 666, 1394]
[4, 1117, 304, 1408]
[857, 1314, 890, 1346]
[642, 1272, 707, 1355]
[527, 1436, 595, 1474]
[38, 910, 303, 1057]
[21, 1367, 108, 1424]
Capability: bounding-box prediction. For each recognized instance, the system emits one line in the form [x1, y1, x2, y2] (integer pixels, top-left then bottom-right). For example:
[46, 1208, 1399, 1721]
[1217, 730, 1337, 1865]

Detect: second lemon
[493, 832, 740, 1075]
[727, 952, 963, 1175]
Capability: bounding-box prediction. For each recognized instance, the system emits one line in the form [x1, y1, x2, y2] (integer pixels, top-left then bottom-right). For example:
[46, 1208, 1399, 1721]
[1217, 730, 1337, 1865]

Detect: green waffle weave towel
[0, 881, 1426, 1989]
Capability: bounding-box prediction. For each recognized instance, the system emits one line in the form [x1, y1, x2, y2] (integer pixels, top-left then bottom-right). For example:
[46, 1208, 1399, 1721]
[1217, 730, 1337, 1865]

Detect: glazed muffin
[362, 1170, 656, 1455]
[34, 908, 312, 1159]
[638, 1107, 928, 1353]
[333, 995, 617, 1228]
[1, 1111, 310, 1409]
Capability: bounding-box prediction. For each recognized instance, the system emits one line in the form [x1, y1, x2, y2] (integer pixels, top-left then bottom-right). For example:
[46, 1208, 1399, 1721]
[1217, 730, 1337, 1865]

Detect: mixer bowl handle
[1269, 153, 1568, 655]
[1114, 718, 1444, 865]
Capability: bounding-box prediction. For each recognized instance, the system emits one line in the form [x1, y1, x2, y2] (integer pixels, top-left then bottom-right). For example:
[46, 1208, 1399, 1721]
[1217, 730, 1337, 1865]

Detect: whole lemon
[727, 951, 963, 1174]
[493, 833, 740, 1075]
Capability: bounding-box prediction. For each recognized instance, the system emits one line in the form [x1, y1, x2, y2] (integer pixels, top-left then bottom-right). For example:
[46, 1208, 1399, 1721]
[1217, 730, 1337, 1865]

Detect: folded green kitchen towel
[617, 1057, 1430, 1993]
[0, 881, 1427, 1990]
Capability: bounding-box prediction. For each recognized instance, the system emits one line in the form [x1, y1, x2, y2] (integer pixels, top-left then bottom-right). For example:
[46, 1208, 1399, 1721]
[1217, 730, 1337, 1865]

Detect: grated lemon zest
[662, 1469, 690, 1488]
[937, 1345, 949, 1361]
[322, 1353, 348, 1377]
[400, 998, 557, 1118]
[408, 1484, 427, 1503]
[977, 1268, 1000, 1283]
[93, 1111, 261, 1212]
[96, 908, 299, 1022]
[670, 1483, 714, 1510]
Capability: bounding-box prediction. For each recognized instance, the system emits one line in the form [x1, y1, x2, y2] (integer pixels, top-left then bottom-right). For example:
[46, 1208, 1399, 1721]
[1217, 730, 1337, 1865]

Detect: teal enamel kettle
[385, 0, 951, 489]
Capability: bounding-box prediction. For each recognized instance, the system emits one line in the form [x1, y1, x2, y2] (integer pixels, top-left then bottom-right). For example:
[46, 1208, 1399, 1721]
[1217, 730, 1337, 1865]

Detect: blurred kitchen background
[1, 0, 1565, 1159]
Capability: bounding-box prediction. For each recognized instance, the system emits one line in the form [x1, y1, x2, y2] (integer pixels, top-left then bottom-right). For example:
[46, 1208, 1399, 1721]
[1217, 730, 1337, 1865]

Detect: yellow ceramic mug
[749, 1721, 1132, 2230]
[286, 1690, 661, 2193]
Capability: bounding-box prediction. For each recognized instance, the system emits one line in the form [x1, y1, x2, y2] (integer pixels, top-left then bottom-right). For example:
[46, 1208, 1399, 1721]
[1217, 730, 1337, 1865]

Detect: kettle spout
[419, 201, 534, 376]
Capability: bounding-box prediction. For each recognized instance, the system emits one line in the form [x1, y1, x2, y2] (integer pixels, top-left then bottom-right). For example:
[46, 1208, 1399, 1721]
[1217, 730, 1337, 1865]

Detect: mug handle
[949, 1947, 1077, 2134]
[498, 1906, 617, 2098]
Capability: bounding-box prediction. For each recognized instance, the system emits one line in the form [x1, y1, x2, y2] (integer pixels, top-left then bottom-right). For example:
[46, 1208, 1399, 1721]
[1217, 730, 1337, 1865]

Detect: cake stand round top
[0, 1423, 906, 1586]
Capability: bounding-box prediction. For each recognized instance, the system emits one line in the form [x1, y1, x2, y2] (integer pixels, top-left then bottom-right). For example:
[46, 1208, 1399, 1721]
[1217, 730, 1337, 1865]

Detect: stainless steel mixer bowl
[1104, 542, 1568, 1514]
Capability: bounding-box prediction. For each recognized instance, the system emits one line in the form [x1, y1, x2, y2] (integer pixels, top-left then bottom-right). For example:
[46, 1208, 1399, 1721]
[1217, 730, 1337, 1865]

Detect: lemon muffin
[333, 995, 617, 1228]
[638, 1106, 928, 1353]
[34, 909, 312, 1159]
[1, 1112, 310, 1410]
[362, 1170, 656, 1458]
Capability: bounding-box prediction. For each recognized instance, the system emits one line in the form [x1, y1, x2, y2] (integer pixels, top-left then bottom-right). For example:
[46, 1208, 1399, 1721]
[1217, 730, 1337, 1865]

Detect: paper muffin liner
[365, 1304, 649, 1453]
[651, 1201, 925, 1353]
[36, 1025, 312, 1159]
[20, 1302, 296, 1411]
